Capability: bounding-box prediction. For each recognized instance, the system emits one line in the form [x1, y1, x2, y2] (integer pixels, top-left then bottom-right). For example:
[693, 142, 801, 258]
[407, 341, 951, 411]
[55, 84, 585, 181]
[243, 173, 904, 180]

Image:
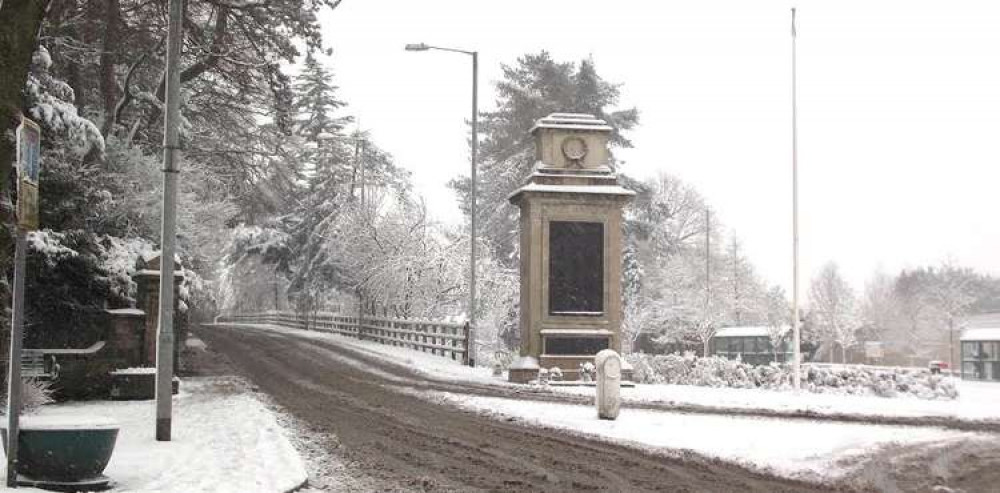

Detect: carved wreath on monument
[560, 136, 588, 166]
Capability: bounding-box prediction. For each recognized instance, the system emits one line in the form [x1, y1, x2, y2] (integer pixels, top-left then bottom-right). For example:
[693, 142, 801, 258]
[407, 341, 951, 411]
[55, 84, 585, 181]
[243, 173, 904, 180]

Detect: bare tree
[763, 286, 791, 361]
[924, 261, 976, 372]
[809, 262, 861, 363]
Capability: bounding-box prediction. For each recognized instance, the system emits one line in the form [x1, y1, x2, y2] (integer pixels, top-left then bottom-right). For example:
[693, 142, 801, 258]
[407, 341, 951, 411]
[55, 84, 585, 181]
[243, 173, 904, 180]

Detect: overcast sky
[317, 0, 1000, 294]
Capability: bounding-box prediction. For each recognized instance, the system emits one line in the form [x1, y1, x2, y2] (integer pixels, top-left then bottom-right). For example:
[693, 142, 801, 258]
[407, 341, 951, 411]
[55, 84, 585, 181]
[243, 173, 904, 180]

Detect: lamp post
[405, 42, 478, 367]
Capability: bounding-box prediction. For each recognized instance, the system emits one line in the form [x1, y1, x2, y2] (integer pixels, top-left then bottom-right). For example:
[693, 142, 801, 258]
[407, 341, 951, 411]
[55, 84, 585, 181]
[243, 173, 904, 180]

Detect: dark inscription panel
[545, 336, 610, 356]
[548, 221, 604, 315]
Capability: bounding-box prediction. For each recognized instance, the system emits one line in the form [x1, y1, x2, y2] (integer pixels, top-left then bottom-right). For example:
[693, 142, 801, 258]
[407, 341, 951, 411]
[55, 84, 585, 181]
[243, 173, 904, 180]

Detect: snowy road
[195, 324, 835, 492]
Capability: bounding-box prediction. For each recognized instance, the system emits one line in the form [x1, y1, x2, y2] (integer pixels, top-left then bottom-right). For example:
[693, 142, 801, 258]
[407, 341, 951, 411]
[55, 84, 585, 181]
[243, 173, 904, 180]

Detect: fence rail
[216, 311, 471, 364]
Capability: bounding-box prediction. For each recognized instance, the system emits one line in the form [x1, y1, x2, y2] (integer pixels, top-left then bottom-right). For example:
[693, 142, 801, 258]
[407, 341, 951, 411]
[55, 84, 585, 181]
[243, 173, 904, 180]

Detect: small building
[709, 326, 793, 366]
[960, 327, 1000, 382]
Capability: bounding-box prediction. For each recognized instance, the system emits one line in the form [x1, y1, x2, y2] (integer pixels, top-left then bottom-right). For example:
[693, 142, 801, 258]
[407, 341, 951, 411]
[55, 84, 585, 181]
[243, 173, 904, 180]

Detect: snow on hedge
[98, 235, 156, 305]
[25, 46, 104, 158]
[26, 230, 79, 265]
[627, 353, 958, 400]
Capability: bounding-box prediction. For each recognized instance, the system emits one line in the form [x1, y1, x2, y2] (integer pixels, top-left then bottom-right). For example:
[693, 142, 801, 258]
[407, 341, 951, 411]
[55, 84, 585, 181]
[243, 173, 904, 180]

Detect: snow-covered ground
[415, 389, 981, 482]
[242, 322, 985, 482]
[1, 377, 307, 493]
[238, 323, 1000, 425]
[553, 379, 1000, 423]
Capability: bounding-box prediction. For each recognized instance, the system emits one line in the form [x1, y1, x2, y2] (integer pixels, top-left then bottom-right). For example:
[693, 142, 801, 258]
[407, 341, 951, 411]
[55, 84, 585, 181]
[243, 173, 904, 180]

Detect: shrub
[0, 378, 55, 415]
[625, 353, 959, 401]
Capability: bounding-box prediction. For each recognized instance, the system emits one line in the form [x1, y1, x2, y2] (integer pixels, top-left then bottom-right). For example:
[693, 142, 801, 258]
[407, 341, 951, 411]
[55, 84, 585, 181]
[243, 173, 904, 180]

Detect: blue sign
[17, 116, 41, 184]
[16, 116, 41, 230]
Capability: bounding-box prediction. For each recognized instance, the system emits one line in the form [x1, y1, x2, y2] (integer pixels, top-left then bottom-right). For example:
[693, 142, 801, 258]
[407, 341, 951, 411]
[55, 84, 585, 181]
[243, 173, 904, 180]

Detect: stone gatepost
[132, 254, 184, 367]
[105, 308, 146, 368]
[508, 113, 634, 383]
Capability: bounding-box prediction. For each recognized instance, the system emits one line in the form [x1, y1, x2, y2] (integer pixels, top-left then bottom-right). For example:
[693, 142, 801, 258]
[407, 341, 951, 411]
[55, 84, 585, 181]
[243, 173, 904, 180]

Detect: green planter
[2, 416, 118, 487]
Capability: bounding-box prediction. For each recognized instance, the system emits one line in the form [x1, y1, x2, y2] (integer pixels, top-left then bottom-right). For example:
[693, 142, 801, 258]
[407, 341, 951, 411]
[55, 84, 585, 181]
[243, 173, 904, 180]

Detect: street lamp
[406, 42, 478, 367]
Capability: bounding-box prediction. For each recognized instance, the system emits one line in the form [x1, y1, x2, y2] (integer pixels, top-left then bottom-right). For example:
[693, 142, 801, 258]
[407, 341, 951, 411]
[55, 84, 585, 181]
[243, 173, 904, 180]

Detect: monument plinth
[508, 113, 634, 382]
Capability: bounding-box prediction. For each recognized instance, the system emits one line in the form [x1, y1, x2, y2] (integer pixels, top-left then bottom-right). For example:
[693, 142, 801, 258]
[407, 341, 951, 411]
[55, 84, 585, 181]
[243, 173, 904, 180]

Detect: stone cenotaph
[507, 113, 634, 383]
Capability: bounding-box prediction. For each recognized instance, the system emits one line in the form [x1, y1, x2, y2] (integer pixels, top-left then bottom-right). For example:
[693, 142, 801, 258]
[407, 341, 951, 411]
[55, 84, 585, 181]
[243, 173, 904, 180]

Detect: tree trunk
[99, 0, 121, 136]
[0, 0, 50, 211]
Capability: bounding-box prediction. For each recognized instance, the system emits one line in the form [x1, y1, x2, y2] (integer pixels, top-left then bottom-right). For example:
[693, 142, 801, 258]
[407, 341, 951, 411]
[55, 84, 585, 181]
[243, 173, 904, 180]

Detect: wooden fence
[216, 311, 471, 364]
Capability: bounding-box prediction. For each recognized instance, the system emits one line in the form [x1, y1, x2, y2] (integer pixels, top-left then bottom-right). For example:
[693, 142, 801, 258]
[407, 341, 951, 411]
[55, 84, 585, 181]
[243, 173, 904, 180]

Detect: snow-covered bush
[579, 362, 596, 382]
[97, 236, 156, 306]
[625, 353, 958, 400]
[24, 230, 124, 349]
[537, 368, 550, 385]
[549, 367, 563, 381]
[1, 379, 55, 415]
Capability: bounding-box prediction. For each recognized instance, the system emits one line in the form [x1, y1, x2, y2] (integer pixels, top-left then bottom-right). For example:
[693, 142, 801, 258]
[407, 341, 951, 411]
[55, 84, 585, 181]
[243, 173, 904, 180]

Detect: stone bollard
[595, 349, 622, 420]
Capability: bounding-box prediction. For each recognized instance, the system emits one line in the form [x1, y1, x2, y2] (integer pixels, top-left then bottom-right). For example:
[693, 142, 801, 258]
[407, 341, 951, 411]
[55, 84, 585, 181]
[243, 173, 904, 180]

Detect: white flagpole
[791, 7, 802, 390]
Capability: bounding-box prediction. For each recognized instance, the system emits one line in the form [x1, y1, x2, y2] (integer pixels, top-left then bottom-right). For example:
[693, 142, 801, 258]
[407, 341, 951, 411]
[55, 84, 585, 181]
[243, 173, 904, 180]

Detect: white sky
[318, 0, 1000, 293]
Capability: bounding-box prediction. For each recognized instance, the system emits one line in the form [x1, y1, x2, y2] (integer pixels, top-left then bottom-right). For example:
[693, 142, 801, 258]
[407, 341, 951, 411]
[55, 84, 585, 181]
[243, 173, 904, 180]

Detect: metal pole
[155, 0, 183, 441]
[704, 210, 711, 357]
[949, 317, 955, 376]
[360, 139, 366, 208]
[705, 210, 710, 299]
[791, 7, 802, 390]
[469, 51, 478, 368]
[6, 229, 27, 486]
[352, 135, 360, 201]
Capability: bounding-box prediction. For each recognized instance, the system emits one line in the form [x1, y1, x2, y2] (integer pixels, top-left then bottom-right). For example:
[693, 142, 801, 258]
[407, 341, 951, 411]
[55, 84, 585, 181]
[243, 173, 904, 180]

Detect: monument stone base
[507, 356, 540, 384]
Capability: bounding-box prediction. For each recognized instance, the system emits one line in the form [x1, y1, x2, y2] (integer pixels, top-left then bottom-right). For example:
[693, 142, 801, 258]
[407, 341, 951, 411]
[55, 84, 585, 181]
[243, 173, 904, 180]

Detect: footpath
[1, 334, 307, 493]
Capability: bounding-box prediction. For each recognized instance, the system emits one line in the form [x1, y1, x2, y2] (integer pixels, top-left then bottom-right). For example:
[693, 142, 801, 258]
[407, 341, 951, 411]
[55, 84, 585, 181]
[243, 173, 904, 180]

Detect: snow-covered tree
[722, 238, 768, 326]
[809, 262, 861, 363]
[293, 51, 351, 143]
[763, 286, 791, 360]
[629, 173, 710, 257]
[451, 52, 638, 264]
[923, 262, 976, 369]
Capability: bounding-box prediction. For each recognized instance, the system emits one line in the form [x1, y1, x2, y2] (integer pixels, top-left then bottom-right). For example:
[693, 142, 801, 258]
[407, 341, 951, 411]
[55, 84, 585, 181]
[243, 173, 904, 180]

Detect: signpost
[16, 116, 40, 230]
[7, 115, 41, 487]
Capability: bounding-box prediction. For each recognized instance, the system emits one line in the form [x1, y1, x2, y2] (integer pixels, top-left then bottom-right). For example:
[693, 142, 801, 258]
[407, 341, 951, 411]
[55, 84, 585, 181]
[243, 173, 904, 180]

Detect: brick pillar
[132, 254, 184, 367]
[105, 308, 146, 368]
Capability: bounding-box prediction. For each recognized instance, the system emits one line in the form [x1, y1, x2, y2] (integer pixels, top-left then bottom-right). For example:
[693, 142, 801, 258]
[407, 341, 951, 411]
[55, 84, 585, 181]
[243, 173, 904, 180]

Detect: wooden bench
[20, 350, 58, 380]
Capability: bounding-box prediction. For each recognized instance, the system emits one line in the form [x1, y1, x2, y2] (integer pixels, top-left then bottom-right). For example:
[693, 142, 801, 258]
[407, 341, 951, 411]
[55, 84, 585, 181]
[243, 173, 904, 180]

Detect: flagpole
[791, 7, 802, 391]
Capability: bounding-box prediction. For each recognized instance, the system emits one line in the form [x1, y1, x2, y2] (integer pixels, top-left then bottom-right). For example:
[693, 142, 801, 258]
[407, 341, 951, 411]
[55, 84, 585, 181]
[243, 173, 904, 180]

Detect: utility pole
[703, 209, 711, 357]
[705, 210, 711, 302]
[155, 0, 183, 441]
[403, 43, 478, 367]
[351, 130, 363, 200]
[6, 115, 40, 487]
[469, 50, 478, 368]
[791, 7, 802, 390]
[359, 139, 366, 208]
[6, 229, 27, 487]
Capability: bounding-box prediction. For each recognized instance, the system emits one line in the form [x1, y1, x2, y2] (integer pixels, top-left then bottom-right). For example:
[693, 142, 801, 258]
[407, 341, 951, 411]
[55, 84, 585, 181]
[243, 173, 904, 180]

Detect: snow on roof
[508, 183, 636, 200]
[960, 328, 1000, 342]
[714, 326, 790, 338]
[963, 313, 1000, 329]
[529, 113, 613, 134]
[509, 356, 539, 370]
